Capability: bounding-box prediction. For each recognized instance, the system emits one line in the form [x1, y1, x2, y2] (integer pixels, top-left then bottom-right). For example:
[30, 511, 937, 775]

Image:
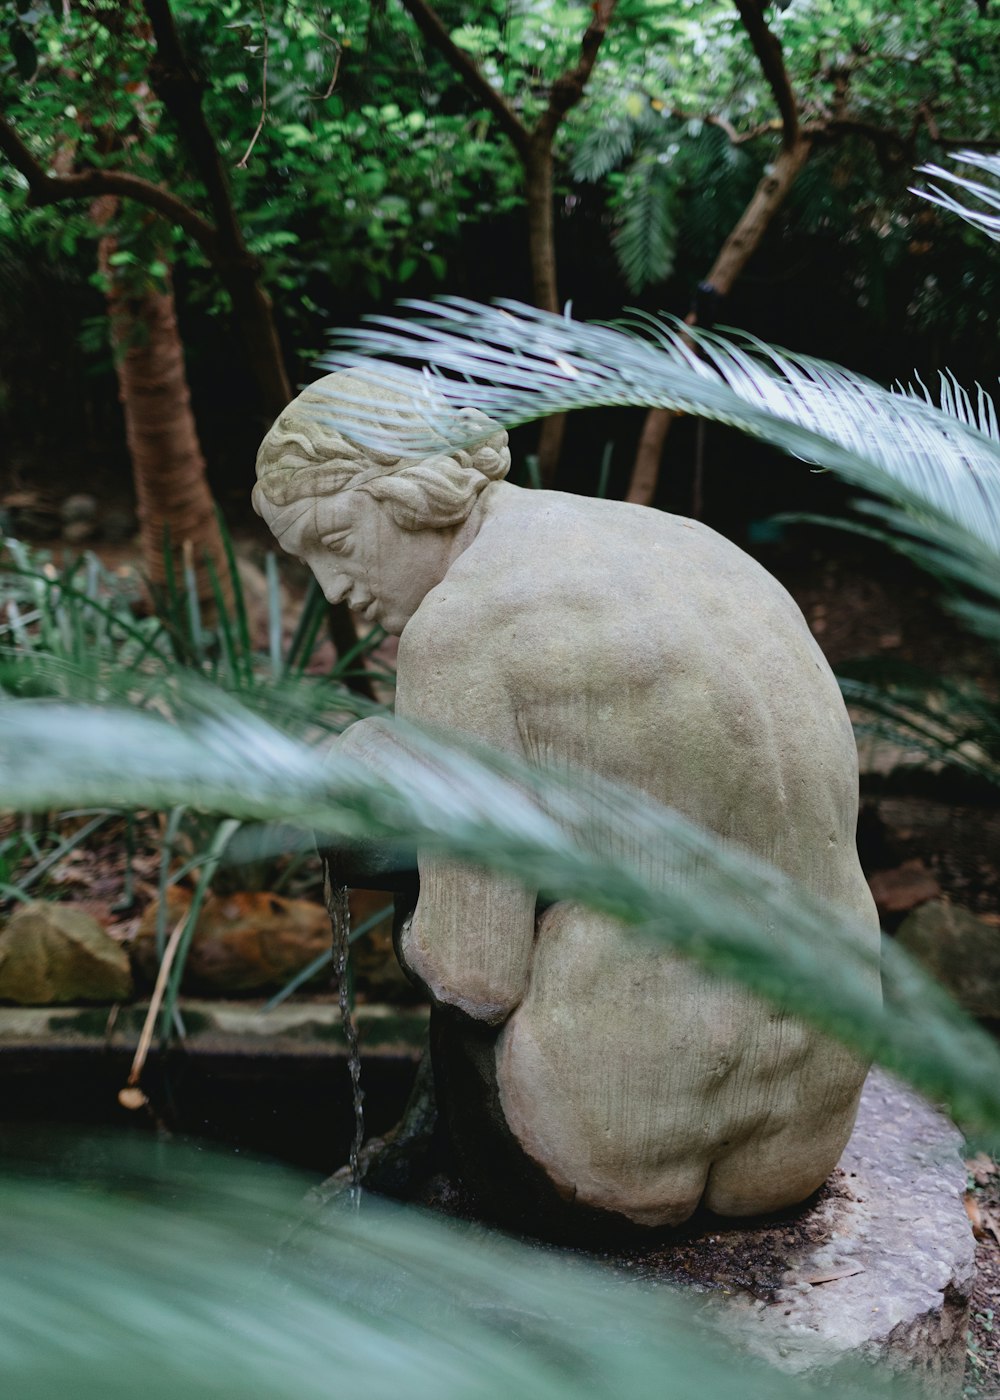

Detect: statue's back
[397, 487, 880, 1229]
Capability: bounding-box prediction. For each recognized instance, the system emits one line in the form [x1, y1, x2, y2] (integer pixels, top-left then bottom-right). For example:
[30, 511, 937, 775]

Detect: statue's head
[253, 370, 511, 635]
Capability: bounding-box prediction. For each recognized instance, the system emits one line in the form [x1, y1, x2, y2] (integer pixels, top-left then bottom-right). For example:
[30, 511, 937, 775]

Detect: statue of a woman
[255, 371, 880, 1233]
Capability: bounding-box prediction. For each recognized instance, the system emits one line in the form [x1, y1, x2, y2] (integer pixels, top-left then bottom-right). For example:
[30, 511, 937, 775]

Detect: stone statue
[254, 371, 881, 1235]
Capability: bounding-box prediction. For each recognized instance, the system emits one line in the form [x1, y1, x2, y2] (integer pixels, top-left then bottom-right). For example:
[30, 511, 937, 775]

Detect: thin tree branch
[139, 0, 293, 415]
[236, 0, 269, 169]
[0, 111, 221, 261]
[702, 136, 812, 295]
[664, 107, 780, 145]
[732, 0, 798, 147]
[140, 0, 249, 258]
[534, 0, 618, 144]
[396, 0, 529, 157]
[802, 114, 1000, 168]
[934, 134, 1000, 152]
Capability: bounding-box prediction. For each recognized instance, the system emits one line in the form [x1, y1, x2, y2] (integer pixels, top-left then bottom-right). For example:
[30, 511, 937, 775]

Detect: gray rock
[724, 1069, 975, 1394]
[60, 493, 98, 524]
[0, 901, 132, 1004]
[896, 900, 1000, 1020]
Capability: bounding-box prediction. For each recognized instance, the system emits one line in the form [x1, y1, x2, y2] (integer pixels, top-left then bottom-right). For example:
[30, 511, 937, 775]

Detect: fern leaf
[612, 152, 679, 292]
[570, 114, 636, 182]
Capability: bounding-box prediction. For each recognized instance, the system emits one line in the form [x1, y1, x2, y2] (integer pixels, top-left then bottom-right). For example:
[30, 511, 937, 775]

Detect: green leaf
[612, 152, 679, 291]
[0, 1138, 895, 1400]
[914, 151, 1000, 243]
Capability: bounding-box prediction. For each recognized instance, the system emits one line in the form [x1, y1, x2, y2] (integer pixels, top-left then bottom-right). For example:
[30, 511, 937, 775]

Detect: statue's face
[257, 487, 451, 637]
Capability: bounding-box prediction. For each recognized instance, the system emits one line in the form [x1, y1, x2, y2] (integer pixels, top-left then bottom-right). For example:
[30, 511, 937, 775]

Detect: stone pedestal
[723, 1069, 975, 1393]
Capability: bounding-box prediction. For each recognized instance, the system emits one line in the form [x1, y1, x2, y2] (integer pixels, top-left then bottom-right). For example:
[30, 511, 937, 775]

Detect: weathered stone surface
[725, 1069, 975, 1393]
[0, 901, 132, 1004]
[896, 900, 1000, 1020]
[0, 998, 429, 1056]
[253, 368, 881, 1231]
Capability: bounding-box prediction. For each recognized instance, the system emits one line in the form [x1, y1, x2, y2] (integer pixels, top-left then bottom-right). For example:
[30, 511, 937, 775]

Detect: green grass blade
[283, 577, 326, 677]
[260, 902, 393, 1012]
[266, 552, 282, 680]
[216, 508, 253, 683]
[159, 819, 241, 1042]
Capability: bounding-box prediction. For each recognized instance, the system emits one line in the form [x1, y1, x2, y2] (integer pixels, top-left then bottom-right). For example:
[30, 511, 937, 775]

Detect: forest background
[1, 0, 998, 599]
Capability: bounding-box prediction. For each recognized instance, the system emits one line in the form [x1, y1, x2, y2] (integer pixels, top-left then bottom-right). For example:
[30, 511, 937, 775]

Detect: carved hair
[253, 373, 511, 532]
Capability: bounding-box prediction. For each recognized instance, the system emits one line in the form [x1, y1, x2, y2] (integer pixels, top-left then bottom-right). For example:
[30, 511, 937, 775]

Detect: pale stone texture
[725, 1069, 975, 1394]
[0, 901, 132, 1004]
[254, 371, 882, 1230]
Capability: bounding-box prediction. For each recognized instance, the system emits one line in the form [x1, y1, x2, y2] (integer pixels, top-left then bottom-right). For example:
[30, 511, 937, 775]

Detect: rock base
[719, 1069, 974, 1393]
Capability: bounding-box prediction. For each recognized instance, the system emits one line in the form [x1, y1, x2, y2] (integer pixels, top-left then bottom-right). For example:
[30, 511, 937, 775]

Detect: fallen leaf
[966, 1191, 984, 1234]
[799, 1266, 865, 1286]
[966, 1153, 998, 1187]
[982, 1205, 1000, 1250]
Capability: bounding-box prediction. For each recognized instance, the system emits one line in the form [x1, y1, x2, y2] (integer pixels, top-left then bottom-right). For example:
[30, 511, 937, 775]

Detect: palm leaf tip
[912, 150, 1000, 243]
[320, 298, 1000, 557]
[303, 354, 507, 460]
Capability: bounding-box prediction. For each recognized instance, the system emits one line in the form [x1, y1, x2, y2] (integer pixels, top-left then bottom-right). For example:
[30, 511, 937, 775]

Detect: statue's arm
[390, 594, 538, 1025]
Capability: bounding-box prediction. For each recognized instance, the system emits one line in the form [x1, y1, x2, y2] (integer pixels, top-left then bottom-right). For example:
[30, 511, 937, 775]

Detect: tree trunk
[525, 142, 566, 485]
[626, 137, 813, 507]
[95, 203, 233, 616]
[227, 271, 291, 423]
[626, 401, 678, 505]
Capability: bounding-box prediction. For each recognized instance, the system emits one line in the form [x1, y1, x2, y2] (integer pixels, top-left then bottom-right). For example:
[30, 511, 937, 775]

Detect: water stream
[322, 857, 365, 1205]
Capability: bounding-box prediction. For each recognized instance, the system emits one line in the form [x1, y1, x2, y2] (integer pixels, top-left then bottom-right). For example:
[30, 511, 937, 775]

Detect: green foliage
[0, 1, 525, 353]
[0, 1132, 901, 1400]
[564, 0, 1000, 297]
[0, 530, 386, 712]
[2, 0, 998, 350]
[916, 150, 1000, 243]
[609, 147, 680, 292]
[322, 298, 1000, 579]
[838, 660, 1000, 789]
[0, 532, 389, 1010]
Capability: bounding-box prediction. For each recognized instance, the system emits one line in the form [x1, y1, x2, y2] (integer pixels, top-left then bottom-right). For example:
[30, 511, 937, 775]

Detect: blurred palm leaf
[0, 1131, 894, 1400]
[317, 298, 1000, 569]
[839, 660, 1000, 789]
[612, 151, 680, 292]
[913, 150, 1000, 243]
[2, 685, 1000, 1142]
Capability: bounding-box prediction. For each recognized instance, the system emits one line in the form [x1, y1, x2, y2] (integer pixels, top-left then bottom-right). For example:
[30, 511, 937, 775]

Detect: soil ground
[965, 1156, 1000, 1398]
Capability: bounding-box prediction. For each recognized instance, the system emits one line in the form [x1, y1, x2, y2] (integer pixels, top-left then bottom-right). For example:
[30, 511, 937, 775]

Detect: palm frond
[913, 150, 1000, 243]
[317, 299, 1000, 560]
[0, 1134, 892, 1400]
[839, 664, 1000, 789]
[570, 112, 637, 182]
[612, 153, 679, 292]
[2, 686, 1000, 1142]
